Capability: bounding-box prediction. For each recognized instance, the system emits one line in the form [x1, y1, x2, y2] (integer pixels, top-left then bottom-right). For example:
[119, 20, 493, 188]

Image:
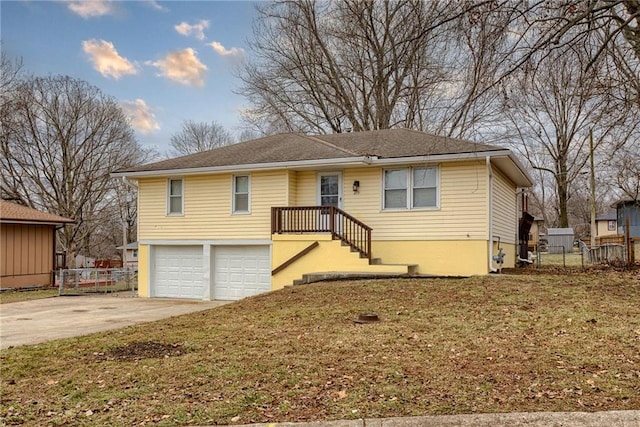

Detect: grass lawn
[1, 271, 639, 426]
[0, 289, 59, 304]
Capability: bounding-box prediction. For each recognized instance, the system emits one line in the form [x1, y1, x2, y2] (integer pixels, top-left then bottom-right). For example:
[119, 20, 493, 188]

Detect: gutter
[111, 150, 514, 180]
[111, 156, 372, 178]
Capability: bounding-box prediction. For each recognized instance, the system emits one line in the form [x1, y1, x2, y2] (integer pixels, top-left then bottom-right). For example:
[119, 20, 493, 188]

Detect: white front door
[318, 172, 342, 209]
[317, 172, 342, 231]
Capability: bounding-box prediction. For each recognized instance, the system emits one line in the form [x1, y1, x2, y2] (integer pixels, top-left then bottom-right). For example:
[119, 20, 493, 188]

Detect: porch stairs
[271, 206, 418, 286]
[290, 241, 418, 286]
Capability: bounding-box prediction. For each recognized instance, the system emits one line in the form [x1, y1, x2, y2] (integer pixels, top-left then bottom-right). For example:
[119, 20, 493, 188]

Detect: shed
[547, 228, 574, 254]
[615, 200, 640, 238]
[1, 200, 74, 289]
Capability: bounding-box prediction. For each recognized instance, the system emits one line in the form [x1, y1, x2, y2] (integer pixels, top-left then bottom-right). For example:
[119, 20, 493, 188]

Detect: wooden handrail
[271, 206, 372, 262]
[271, 241, 319, 275]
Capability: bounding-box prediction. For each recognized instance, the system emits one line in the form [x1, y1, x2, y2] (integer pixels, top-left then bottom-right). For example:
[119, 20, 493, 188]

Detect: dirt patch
[95, 341, 186, 361]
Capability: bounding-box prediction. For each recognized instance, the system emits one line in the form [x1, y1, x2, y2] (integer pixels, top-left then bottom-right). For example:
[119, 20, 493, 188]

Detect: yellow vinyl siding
[341, 161, 488, 240]
[492, 166, 517, 244]
[138, 171, 288, 240]
[138, 244, 149, 297]
[287, 170, 297, 206]
[294, 171, 316, 205]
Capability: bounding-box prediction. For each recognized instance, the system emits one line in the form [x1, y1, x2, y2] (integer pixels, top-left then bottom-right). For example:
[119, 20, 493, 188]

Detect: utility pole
[590, 129, 596, 248]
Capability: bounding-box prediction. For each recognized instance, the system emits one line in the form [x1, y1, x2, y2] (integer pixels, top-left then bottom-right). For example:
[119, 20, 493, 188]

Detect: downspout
[487, 156, 497, 273]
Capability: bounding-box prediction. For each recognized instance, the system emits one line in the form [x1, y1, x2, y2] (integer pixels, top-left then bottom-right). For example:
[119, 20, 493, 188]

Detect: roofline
[112, 156, 373, 178]
[507, 152, 534, 187]
[0, 218, 74, 226]
[112, 150, 534, 187]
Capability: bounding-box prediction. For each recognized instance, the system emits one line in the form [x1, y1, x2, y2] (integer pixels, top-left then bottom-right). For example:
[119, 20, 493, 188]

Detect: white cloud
[208, 41, 245, 60]
[120, 99, 160, 134]
[145, 1, 168, 12]
[174, 20, 209, 41]
[82, 39, 137, 79]
[66, 0, 115, 18]
[149, 48, 207, 87]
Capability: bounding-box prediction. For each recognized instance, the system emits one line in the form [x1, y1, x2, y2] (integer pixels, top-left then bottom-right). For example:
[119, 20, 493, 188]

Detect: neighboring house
[116, 242, 139, 270]
[615, 199, 640, 238]
[0, 200, 73, 288]
[596, 210, 618, 237]
[113, 129, 533, 301]
[527, 217, 545, 251]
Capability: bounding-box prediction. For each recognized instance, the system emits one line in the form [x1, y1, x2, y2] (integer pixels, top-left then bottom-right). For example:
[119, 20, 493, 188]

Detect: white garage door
[214, 246, 271, 301]
[153, 246, 204, 299]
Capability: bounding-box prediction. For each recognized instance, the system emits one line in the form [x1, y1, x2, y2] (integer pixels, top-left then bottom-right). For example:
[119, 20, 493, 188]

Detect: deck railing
[271, 206, 372, 261]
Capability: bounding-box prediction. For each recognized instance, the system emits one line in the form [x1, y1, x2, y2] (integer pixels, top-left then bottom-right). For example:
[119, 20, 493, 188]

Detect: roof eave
[112, 156, 372, 178]
[111, 150, 534, 188]
[0, 218, 74, 226]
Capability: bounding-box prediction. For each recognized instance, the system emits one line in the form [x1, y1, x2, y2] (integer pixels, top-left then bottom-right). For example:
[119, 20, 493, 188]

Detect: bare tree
[169, 120, 235, 156]
[605, 143, 640, 200]
[503, 38, 639, 227]
[238, 0, 455, 134]
[0, 75, 147, 266]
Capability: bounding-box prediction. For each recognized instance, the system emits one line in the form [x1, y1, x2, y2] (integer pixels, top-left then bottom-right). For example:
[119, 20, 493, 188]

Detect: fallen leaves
[1, 271, 639, 425]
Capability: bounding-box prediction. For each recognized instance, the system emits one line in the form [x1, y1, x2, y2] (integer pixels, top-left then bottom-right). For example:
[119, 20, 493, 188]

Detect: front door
[317, 172, 342, 231]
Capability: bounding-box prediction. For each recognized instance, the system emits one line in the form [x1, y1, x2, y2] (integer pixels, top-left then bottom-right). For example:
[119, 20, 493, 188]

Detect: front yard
[1, 271, 639, 426]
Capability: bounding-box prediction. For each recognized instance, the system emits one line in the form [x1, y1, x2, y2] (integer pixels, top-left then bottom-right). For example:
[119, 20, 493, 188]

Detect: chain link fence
[533, 242, 628, 268]
[58, 268, 137, 296]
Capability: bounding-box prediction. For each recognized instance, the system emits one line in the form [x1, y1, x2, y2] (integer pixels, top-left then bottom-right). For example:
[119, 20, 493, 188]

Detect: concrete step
[296, 267, 419, 285]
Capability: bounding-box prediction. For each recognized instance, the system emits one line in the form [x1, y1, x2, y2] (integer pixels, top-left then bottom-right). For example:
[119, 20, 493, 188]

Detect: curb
[214, 410, 640, 427]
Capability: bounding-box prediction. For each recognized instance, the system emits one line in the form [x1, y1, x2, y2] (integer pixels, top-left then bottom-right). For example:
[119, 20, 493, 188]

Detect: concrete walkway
[224, 410, 640, 427]
[0, 293, 229, 349]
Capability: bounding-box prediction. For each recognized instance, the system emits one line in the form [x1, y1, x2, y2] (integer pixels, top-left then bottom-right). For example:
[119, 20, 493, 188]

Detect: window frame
[232, 174, 251, 214]
[167, 177, 184, 216]
[411, 166, 438, 209]
[382, 168, 409, 210]
[382, 166, 439, 211]
[607, 220, 616, 231]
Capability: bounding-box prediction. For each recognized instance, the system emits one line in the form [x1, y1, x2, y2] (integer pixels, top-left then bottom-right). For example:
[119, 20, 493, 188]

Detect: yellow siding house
[113, 129, 533, 300]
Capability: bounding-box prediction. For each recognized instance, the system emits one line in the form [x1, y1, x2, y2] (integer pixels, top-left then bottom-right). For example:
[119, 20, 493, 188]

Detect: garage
[214, 246, 271, 301]
[153, 246, 204, 299]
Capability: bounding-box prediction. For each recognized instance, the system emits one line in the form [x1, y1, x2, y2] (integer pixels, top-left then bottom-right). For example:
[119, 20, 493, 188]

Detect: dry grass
[0, 289, 59, 304]
[1, 272, 639, 426]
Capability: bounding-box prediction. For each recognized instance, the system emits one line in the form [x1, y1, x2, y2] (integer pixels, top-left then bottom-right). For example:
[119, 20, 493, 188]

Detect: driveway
[0, 293, 229, 349]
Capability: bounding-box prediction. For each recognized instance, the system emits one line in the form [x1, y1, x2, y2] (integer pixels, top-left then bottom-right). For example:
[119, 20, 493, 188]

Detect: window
[168, 178, 183, 215]
[412, 167, 437, 208]
[233, 175, 250, 213]
[608, 220, 616, 231]
[383, 166, 438, 209]
[132, 249, 138, 258]
[384, 169, 408, 208]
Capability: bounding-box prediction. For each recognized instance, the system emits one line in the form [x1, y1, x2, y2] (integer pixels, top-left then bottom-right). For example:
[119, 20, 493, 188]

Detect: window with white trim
[383, 169, 407, 209]
[383, 166, 438, 209]
[412, 167, 437, 208]
[233, 175, 250, 213]
[168, 178, 183, 215]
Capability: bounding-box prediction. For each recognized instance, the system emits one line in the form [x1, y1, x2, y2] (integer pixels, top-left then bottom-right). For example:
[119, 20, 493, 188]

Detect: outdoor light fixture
[352, 180, 360, 193]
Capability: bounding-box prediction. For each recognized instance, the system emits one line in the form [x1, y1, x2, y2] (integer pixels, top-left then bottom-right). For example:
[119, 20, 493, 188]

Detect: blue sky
[1, 0, 259, 154]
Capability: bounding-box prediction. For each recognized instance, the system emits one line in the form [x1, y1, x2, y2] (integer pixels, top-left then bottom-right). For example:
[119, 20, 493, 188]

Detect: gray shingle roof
[116, 129, 503, 174]
[0, 200, 74, 224]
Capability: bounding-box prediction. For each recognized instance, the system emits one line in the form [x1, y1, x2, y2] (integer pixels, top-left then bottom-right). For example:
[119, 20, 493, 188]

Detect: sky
[1, 0, 259, 154]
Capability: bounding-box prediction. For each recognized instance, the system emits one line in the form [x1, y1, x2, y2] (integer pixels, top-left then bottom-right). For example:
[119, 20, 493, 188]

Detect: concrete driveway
[0, 293, 229, 349]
